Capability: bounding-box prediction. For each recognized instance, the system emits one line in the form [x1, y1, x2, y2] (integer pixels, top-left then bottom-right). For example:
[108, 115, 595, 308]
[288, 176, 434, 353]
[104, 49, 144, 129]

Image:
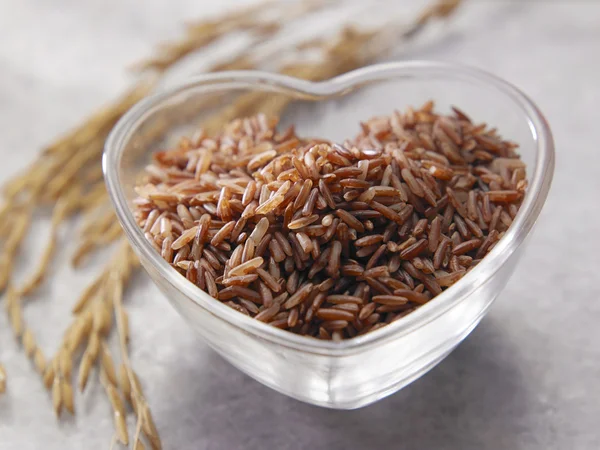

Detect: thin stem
[108, 433, 117, 450]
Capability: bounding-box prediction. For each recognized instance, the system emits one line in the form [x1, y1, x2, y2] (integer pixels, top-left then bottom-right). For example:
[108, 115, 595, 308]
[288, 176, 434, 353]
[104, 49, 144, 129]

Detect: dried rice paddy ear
[72, 271, 108, 314]
[118, 364, 132, 405]
[132, 416, 146, 450]
[141, 403, 162, 450]
[78, 332, 100, 392]
[43, 362, 55, 390]
[101, 370, 129, 445]
[19, 187, 80, 296]
[72, 221, 124, 267]
[6, 286, 28, 344]
[58, 347, 73, 380]
[62, 378, 75, 415]
[66, 310, 94, 353]
[0, 364, 6, 394]
[33, 348, 47, 376]
[52, 361, 63, 417]
[0, 209, 32, 292]
[42, 79, 157, 159]
[131, 0, 321, 74]
[92, 300, 113, 337]
[101, 343, 118, 386]
[109, 256, 162, 449]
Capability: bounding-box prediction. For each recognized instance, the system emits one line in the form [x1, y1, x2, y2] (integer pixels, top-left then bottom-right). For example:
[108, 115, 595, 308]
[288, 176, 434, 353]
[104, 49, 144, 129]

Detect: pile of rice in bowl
[134, 103, 526, 340]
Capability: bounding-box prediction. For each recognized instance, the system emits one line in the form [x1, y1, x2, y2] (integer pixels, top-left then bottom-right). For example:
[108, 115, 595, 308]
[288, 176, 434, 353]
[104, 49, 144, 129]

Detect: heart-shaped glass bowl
[103, 61, 554, 409]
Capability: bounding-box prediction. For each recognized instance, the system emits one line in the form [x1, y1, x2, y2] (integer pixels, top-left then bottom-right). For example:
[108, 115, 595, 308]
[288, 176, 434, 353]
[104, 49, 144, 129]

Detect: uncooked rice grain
[135, 105, 526, 340]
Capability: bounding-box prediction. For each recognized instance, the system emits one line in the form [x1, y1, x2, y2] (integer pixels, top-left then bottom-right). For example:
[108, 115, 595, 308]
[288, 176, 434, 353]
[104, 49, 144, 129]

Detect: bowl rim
[103, 60, 555, 356]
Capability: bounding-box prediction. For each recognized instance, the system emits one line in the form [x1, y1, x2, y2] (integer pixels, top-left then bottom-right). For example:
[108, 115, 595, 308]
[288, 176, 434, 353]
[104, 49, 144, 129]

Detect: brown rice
[133, 104, 526, 340]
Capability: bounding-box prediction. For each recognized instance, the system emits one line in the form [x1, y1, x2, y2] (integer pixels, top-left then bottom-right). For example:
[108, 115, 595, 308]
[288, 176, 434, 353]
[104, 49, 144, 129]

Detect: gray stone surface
[1, 1, 599, 449]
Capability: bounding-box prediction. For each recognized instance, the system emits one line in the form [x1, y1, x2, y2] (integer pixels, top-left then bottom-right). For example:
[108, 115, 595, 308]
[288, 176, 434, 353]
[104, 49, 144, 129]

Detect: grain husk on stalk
[101, 369, 129, 445]
[0, 364, 6, 394]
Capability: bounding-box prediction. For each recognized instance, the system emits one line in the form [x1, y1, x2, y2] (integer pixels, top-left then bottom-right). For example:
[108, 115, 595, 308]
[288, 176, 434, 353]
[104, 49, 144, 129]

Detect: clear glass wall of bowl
[104, 63, 554, 408]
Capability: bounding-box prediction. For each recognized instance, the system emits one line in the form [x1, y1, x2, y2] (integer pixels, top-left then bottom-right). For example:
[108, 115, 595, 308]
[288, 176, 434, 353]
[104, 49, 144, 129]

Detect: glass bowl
[103, 61, 554, 409]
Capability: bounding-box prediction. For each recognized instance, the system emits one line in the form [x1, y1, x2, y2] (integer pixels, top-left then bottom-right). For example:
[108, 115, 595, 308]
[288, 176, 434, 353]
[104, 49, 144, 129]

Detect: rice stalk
[100, 369, 129, 445]
[202, 0, 462, 131]
[52, 360, 63, 417]
[0, 364, 6, 394]
[109, 249, 162, 449]
[43, 363, 55, 390]
[71, 271, 108, 314]
[132, 0, 326, 73]
[62, 378, 75, 415]
[132, 415, 146, 450]
[101, 343, 118, 386]
[78, 330, 100, 392]
[79, 208, 117, 242]
[59, 347, 73, 380]
[6, 285, 24, 339]
[44, 141, 105, 201]
[33, 348, 47, 375]
[42, 79, 159, 158]
[19, 186, 82, 296]
[0, 207, 32, 292]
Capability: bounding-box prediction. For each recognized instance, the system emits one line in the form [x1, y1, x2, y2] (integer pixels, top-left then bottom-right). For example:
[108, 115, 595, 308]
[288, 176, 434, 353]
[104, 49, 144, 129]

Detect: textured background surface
[1, 1, 599, 449]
